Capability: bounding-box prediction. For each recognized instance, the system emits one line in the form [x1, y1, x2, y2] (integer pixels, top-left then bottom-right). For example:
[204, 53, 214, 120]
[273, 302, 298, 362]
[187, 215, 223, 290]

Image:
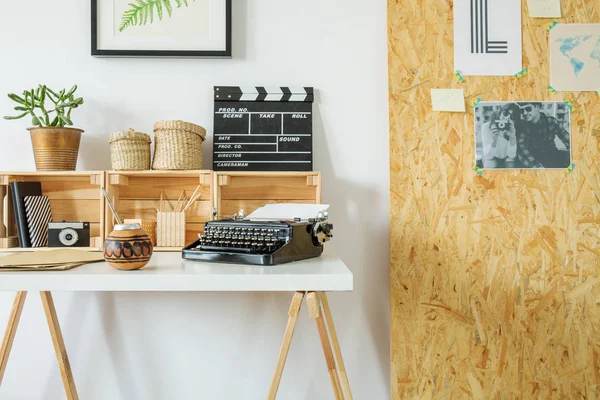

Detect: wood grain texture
[268, 291, 305, 400]
[0, 184, 5, 239]
[49, 199, 101, 222]
[0, 291, 26, 386]
[389, 1, 600, 398]
[307, 292, 343, 400]
[214, 172, 321, 220]
[319, 292, 353, 400]
[218, 174, 320, 200]
[40, 291, 78, 400]
[0, 172, 105, 250]
[105, 171, 213, 250]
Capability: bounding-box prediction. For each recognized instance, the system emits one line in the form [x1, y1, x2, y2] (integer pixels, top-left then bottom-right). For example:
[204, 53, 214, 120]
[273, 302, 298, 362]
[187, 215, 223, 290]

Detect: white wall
[0, 1, 390, 399]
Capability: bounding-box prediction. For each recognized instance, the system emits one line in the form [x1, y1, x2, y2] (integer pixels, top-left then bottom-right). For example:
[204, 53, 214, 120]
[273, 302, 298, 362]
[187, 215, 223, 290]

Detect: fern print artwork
[119, 0, 196, 32]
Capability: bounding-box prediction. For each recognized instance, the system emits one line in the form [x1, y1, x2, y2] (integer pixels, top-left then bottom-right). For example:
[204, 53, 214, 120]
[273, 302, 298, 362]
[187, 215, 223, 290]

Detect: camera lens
[59, 228, 79, 246]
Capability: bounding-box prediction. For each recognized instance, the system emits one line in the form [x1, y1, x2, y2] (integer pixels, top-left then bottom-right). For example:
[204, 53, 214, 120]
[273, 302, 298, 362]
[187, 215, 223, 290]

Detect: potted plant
[4, 85, 84, 171]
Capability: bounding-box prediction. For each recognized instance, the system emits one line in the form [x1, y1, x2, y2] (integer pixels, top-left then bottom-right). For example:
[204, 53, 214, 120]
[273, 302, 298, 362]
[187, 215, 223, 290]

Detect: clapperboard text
[213, 87, 314, 171]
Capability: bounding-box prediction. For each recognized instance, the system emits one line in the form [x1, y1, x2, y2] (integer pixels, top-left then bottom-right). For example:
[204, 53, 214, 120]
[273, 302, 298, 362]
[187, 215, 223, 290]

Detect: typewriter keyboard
[194, 223, 290, 254]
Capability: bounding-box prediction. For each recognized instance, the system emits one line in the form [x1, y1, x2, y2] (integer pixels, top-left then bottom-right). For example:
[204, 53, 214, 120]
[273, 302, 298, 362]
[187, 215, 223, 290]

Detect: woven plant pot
[109, 128, 152, 170]
[152, 120, 206, 170]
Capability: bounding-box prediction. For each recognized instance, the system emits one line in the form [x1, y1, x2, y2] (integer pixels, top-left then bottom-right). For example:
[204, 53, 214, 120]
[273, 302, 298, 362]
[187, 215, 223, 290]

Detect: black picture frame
[91, 0, 232, 58]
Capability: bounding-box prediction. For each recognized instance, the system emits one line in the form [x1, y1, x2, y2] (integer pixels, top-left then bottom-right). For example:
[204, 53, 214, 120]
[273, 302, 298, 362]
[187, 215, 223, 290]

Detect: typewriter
[182, 212, 333, 266]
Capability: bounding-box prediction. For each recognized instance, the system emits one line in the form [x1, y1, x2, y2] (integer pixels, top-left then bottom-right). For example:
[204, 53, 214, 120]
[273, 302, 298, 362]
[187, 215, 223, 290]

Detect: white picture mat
[97, 0, 227, 51]
[550, 24, 600, 92]
[454, 0, 522, 76]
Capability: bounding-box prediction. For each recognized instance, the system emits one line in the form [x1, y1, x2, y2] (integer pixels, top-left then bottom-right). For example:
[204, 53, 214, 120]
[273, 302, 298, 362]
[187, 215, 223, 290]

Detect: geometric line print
[470, 0, 508, 54]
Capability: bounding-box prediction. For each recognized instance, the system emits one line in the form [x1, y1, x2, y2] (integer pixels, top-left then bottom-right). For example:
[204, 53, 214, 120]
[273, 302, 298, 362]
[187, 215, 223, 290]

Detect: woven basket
[109, 128, 152, 170]
[152, 120, 206, 170]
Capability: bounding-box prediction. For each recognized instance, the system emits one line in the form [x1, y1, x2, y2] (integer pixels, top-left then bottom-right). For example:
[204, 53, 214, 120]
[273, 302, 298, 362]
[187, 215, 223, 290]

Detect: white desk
[0, 253, 354, 400]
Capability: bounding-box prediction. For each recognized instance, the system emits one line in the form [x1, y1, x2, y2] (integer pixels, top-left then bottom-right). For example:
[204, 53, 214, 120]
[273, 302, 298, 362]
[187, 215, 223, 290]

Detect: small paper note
[528, 0, 561, 18]
[431, 89, 465, 112]
[597, 89, 600, 96]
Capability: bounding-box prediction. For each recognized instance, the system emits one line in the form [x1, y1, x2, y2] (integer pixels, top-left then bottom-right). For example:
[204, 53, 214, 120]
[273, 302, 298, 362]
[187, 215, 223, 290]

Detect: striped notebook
[23, 196, 52, 248]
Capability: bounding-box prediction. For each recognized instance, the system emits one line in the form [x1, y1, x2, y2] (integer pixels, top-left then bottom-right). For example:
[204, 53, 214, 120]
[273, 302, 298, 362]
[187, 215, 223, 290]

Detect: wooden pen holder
[156, 212, 186, 247]
[124, 218, 156, 246]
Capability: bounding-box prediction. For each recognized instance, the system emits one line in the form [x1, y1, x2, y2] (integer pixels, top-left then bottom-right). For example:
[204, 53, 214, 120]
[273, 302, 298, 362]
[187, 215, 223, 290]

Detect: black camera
[494, 120, 511, 130]
[48, 222, 90, 247]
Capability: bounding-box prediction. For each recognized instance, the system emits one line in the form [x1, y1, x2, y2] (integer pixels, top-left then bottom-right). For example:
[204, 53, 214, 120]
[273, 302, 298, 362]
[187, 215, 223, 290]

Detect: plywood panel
[220, 176, 317, 200]
[104, 171, 214, 250]
[118, 177, 211, 201]
[118, 199, 211, 223]
[49, 200, 101, 223]
[389, 1, 600, 398]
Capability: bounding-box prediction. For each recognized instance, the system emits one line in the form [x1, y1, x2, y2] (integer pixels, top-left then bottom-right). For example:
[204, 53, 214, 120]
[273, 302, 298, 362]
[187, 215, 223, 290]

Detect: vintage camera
[48, 222, 90, 247]
[494, 120, 511, 130]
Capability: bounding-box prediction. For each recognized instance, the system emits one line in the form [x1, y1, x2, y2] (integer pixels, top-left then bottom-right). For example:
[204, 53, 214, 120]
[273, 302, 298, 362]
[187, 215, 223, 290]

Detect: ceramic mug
[104, 223, 153, 270]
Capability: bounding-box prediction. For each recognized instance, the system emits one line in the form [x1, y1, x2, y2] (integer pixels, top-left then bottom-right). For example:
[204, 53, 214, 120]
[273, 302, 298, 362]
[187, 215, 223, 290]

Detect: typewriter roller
[182, 215, 333, 266]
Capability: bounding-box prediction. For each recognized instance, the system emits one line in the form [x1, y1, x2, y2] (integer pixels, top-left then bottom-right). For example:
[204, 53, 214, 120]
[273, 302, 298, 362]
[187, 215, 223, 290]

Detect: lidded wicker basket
[152, 120, 206, 170]
[109, 128, 152, 170]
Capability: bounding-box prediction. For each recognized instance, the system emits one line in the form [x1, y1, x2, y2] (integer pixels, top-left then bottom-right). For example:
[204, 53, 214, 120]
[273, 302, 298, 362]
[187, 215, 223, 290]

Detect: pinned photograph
[474, 101, 571, 169]
[550, 24, 600, 91]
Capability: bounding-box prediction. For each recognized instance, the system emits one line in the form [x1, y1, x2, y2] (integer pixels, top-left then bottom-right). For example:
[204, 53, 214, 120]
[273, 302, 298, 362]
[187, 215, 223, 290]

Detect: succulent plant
[3, 84, 84, 128]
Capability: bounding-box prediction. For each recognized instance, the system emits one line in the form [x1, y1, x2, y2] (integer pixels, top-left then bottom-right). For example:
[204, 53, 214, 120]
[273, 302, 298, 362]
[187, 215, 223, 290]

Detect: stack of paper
[245, 203, 330, 221]
[0, 250, 104, 272]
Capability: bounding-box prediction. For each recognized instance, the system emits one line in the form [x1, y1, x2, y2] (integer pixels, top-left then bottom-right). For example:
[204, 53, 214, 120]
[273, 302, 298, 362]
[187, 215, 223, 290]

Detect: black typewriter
[182, 213, 333, 266]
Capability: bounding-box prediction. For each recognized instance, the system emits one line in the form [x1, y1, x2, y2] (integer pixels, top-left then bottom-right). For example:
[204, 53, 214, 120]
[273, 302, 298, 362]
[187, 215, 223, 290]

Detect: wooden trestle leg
[268, 291, 352, 399]
[267, 291, 305, 400]
[40, 292, 79, 400]
[319, 292, 353, 400]
[0, 291, 27, 386]
[306, 291, 343, 400]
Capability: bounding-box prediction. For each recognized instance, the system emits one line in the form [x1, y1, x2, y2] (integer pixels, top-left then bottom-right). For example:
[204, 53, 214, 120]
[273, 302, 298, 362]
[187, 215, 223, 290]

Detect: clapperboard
[213, 86, 314, 171]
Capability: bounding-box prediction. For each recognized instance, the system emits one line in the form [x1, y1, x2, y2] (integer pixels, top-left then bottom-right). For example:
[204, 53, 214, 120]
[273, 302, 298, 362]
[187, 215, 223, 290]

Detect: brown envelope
[0, 263, 86, 272]
[0, 250, 104, 267]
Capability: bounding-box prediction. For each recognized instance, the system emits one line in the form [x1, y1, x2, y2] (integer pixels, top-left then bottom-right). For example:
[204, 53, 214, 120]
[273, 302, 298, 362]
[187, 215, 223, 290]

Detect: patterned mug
[104, 223, 153, 270]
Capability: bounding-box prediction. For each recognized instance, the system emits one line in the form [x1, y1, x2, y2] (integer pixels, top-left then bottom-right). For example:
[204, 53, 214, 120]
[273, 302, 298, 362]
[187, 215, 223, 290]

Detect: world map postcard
[550, 24, 600, 92]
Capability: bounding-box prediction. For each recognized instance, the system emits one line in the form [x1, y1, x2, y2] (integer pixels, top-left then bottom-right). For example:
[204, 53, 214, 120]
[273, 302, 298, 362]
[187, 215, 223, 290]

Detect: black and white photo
[474, 101, 571, 169]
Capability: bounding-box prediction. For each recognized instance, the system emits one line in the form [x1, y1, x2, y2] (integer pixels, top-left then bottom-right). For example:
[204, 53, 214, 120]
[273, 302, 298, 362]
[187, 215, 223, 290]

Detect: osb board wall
[389, 1, 600, 398]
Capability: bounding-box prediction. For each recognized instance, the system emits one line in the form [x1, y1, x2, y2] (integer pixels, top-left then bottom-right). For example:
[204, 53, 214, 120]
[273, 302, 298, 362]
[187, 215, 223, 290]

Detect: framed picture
[91, 0, 231, 58]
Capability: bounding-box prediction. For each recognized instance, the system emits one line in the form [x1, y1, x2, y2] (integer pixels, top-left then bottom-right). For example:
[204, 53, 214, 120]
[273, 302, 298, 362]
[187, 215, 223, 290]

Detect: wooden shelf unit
[0, 170, 323, 252]
[105, 170, 213, 252]
[0, 171, 105, 252]
[214, 171, 322, 218]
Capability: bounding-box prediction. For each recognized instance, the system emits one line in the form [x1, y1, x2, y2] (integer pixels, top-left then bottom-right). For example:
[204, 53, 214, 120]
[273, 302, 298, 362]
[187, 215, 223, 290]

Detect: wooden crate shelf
[0, 171, 105, 252]
[0, 170, 323, 253]
[214, 171, 322, 218]
[105, 170, 213, 252]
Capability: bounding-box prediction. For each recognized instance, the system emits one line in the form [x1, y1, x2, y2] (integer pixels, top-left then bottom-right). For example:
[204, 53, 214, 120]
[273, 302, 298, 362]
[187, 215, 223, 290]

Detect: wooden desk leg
[267, 291, 305, 400]
[319, 292, 353, 400]
[306, 292, 343, 400]
[40, 292, 79, 400]
[0, 291, 27, 386]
